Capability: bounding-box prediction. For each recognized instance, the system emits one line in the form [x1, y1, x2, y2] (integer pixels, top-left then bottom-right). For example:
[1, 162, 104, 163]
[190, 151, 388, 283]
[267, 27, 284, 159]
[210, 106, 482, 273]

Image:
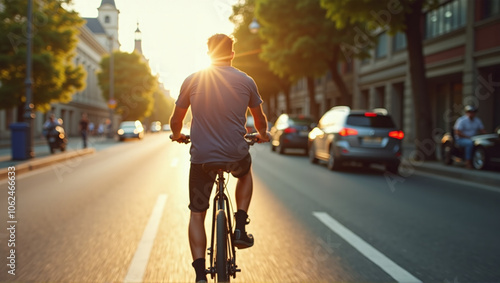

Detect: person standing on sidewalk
[79, 113, 89, 148]
[454, 105, 486, 168]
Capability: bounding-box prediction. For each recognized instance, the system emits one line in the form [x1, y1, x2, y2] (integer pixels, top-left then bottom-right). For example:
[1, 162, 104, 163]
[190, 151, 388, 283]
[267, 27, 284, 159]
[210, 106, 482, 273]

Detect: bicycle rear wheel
[215, 209, 229, 282]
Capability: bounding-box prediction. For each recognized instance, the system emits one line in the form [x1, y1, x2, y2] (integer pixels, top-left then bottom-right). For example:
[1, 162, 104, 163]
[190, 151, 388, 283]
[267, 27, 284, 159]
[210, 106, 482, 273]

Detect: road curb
[0, 148, 96, 180]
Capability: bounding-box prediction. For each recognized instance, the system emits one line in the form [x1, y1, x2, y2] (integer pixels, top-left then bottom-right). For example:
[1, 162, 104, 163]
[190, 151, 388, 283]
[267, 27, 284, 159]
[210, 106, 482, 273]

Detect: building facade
[282, 0, 500, 147]
[0, 0, 120, 139]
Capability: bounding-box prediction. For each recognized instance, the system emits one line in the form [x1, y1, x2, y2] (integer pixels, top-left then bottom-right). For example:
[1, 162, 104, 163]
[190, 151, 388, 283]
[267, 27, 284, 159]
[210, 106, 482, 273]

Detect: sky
[69, 0, 240, 98]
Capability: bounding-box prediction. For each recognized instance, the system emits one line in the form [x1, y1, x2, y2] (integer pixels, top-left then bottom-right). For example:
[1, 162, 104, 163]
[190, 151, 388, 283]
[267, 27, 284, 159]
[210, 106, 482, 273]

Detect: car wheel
[472, 147, 487, 170]
[309, 143, 318, 164]
[327, 146, 340, 171]
[442, 142, 453, 165]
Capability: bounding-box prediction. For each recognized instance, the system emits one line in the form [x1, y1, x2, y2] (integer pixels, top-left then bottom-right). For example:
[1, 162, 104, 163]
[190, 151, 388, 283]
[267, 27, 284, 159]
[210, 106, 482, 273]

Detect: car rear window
[346, 114, 395, 128]
[289, 117, 314, 126]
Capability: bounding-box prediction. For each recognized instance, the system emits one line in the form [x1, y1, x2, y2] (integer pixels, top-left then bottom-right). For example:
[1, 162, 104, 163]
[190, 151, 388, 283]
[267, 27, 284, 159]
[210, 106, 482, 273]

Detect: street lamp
[249, 18, 260, 34]
[24, 0, 35, 158]
[107, 35, 115, 138]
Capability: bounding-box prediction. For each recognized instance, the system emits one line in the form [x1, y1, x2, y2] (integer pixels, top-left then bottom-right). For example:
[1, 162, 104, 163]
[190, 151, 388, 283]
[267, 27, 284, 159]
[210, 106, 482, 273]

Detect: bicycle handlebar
[170, 133, 266, 145]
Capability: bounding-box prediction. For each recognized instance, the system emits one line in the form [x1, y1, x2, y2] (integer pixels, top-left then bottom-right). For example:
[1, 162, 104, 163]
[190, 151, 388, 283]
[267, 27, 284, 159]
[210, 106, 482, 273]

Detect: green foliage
[0, 0, 86, 113]
[147, 89, 175, 125]
[98, 51, 156, 121]
[256, 0, 328, 81]
[230, 0, 282, 101]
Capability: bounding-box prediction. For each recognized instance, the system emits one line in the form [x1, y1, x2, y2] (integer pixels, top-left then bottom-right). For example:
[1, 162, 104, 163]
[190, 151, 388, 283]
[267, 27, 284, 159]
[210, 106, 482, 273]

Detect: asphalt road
[0, 133, 499, 282]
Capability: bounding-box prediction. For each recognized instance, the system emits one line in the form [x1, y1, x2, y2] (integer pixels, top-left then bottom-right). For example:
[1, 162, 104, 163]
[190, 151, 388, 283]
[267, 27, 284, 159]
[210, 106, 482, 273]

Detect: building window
[105, 16, 110, 23]
[375, 32, 388, 58]
[425, 0, 466, 39]
[483, 0, 500, 18]
[393, 32, 407, 52]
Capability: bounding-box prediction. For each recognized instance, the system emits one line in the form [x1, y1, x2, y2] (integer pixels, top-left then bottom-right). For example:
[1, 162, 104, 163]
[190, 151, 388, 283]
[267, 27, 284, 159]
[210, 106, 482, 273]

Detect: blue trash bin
[9, 122, 30, 160]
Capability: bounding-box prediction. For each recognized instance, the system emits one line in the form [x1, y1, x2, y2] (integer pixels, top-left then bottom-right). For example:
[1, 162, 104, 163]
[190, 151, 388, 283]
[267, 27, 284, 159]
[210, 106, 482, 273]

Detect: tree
[254, 0, 324, 120]
[321, 0, 439, 160]
[97, 51, 156, 121]
[230, 0, 287, 120]
[254, 0, 372, 120]
[0, 0, 86, 120]
[147, 89, 175, 125]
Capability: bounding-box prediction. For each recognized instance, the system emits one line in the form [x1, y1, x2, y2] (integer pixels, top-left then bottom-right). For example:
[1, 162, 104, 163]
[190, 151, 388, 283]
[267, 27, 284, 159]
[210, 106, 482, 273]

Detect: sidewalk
[400, 144, 500, 189]
[0, 135, 118, 179]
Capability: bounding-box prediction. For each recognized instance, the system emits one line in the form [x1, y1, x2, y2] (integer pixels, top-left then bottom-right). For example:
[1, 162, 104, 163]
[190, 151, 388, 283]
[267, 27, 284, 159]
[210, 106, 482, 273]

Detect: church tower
[134, 23, 143, 55]
[97, 0, 120, 50]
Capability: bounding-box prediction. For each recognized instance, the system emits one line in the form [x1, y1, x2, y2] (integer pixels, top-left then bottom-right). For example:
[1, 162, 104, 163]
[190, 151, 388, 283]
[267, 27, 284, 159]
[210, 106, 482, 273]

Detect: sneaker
[233, 229, 254, 249]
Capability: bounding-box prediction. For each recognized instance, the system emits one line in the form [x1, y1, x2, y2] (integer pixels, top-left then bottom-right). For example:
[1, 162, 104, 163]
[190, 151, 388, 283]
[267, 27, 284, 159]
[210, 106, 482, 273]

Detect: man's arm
[249, 105, 270, 142]
[169, 105, 188, 141]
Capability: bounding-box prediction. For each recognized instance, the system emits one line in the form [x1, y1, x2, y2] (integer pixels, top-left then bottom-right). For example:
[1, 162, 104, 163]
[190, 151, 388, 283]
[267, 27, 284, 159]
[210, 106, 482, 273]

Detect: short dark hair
[207, 34, 233, 61]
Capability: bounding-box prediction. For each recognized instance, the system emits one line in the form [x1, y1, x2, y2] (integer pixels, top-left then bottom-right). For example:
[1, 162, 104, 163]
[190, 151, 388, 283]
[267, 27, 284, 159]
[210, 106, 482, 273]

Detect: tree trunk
[306, 77, 319, 121]
[328, 45, 352, 107]
[405, 0, 435, 161]
[16, 104, 24, 122]
[277, 79, 291, 114]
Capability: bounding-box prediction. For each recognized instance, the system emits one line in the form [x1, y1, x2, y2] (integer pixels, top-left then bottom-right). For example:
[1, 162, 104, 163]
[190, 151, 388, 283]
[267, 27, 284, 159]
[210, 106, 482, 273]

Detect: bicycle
[171, 133, 260, 282]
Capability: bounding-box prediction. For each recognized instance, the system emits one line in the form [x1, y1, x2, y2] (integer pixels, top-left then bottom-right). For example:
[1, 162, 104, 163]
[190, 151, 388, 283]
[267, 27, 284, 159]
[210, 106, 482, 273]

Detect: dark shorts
[189, 154, 252, 212]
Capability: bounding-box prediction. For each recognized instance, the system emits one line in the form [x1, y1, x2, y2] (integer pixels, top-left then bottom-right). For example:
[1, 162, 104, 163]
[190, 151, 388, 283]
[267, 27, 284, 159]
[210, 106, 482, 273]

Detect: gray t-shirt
[176, 66, 263, 163]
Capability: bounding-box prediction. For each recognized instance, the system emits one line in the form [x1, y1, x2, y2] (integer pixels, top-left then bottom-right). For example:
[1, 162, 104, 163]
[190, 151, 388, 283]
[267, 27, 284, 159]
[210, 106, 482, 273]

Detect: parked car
[245, 116, 255, 134]
[441, 126, 500, 170]
[117, 120, 144, 141]
[150, 121, 162, 133]
[162, 124, 171, 132]
[308, 106, 404, 173]
[270, 114, 315, 154]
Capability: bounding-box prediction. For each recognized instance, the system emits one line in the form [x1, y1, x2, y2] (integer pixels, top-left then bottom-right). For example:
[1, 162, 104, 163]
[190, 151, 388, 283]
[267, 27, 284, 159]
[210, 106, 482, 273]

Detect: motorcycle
[44, 124, 68, 154]
[441, 127, 500, 170]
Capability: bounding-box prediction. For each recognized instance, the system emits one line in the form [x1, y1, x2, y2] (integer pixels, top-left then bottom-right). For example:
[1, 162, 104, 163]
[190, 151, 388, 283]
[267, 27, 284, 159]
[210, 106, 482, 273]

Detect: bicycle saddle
[202, 162, 240, 173]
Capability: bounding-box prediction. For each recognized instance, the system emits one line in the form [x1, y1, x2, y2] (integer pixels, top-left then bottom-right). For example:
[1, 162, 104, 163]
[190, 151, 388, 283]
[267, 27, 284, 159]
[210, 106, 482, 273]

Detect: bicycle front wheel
[215, 209, 229, 282]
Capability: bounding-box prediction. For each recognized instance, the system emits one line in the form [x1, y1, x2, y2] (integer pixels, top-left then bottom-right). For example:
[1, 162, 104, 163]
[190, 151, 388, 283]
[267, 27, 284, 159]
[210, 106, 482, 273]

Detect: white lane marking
[124, 194, 168, 283]
[313, 212, 422, 283]
[170, 158, 178, 167]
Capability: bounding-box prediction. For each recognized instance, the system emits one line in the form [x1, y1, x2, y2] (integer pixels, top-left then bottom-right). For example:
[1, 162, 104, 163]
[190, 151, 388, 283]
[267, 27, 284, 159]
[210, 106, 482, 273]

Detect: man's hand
[170, 133, 189, 143]
[255, 132, 271, 143]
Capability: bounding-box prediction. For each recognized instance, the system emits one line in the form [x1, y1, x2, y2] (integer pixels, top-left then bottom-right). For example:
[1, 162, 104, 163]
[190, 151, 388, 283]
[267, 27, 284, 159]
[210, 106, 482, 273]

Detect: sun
[194, 52, 213, 70]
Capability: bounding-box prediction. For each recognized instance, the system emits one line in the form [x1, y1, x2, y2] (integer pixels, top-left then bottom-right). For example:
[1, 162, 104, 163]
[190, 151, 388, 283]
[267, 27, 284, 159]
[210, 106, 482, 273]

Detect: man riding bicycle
[169, 33, 270, 283]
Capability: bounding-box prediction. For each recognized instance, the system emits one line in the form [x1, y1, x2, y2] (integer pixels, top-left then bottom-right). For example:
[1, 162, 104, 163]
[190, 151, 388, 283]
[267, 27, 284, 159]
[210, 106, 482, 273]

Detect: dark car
[117, 120, 144, 141]
[308, 106, 404, 173]
[270, 114, 315, 154]
[441, 126, 500, 170]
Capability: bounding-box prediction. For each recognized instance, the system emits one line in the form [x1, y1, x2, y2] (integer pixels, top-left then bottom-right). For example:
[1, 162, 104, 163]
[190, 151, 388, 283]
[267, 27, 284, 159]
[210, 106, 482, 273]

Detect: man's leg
[188, 163, 214, 283]
[456, 138, 474, 167]
[189, 211, 207, 260]
[235, 169, 253, 212]
[234, 169, 254, 249]
[189, 211, 208, 282]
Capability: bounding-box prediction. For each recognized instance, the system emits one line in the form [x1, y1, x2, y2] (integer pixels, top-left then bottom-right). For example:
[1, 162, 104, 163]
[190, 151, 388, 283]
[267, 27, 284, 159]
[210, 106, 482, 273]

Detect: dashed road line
[124, 194, 167, 283]
[313, 211, 422, 283]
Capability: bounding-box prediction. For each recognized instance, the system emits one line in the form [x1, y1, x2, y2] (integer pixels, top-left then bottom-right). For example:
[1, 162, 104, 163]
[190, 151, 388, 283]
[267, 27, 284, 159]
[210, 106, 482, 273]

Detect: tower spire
[134, 22, 143, 54]
[99, 0, 116, 8]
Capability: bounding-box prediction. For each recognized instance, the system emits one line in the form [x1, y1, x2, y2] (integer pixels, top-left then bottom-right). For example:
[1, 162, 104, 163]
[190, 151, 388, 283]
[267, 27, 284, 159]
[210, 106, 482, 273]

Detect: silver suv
[308, 106, 404, 173]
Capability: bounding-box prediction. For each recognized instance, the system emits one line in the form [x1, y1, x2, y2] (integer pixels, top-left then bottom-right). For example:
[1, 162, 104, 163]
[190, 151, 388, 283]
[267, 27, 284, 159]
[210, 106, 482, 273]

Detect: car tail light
[389, 130, 404, 140]
[364, 112, 377, 117]
[284, 127, 297, 134]
[339, 128, 358, 136]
